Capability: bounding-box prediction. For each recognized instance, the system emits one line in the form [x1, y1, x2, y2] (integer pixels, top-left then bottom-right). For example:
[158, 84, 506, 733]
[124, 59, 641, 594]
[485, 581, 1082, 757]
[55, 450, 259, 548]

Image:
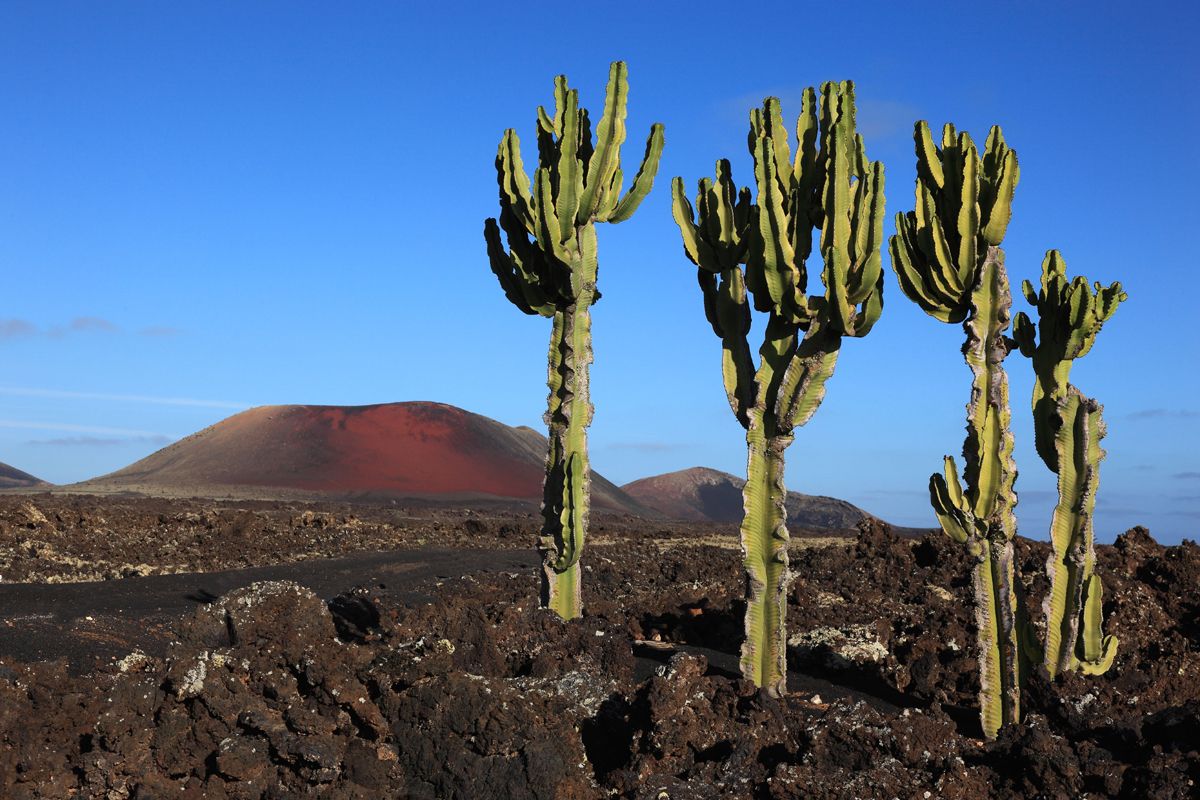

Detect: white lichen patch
[788, 624, 889, 669]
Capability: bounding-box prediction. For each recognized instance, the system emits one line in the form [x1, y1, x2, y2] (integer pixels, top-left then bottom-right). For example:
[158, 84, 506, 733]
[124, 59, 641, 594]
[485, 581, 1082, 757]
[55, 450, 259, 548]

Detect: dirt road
[0, 547, 537, 672]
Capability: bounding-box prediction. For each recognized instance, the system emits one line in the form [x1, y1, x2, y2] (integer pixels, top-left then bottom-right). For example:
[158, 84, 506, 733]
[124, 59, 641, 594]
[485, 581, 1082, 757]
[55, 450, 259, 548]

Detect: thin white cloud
[0, 386, 248, 410]
[139, 325, 183, 337]
[28, 434, 173, 447]
[0, 419, 178, 438]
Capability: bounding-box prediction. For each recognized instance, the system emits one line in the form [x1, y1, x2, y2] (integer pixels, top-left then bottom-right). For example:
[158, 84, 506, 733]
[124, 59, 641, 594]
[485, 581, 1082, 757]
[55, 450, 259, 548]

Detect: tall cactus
[1013, 251, 1126, 679]
[672, 82, 885, 695]
[484, 62, 665, 620]
[890, 121, 1027, 739]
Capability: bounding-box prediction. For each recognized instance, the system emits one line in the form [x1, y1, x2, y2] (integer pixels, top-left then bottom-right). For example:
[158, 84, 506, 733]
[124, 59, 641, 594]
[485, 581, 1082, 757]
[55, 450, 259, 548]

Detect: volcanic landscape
[0, 402, 1196, 798]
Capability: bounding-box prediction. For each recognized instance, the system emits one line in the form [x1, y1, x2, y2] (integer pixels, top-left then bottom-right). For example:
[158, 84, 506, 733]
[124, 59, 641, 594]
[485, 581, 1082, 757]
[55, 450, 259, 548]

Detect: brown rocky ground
[0, 494, 1196, 798]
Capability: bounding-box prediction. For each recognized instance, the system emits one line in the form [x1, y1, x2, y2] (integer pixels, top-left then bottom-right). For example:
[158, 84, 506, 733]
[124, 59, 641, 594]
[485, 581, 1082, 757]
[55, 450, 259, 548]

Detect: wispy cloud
[0, 386, 248, 410]
[1173, 471, 1200, 480]
[47, 316, 120, 338]
[71, 316, 119, 333]
[0, 319, 37, 339]
[27, 434, 173, 447]
[139, 325, 183, 337]
[857, 98, 922, 141]
[0, 420, 177, 438]
[2, 318, 181, 340]
[1127, 408, 1200, 420]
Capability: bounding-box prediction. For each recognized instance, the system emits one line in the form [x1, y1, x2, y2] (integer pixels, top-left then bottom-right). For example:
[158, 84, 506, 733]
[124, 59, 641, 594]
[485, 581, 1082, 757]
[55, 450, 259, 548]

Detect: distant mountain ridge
[622, 466, 870, 529]
[0, 462, 47, 490]
[72, 402, 649, 512]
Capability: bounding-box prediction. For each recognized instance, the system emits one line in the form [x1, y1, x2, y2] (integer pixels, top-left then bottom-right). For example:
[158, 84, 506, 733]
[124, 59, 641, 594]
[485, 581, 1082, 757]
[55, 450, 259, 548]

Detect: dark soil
[0, 494, 1196, 798]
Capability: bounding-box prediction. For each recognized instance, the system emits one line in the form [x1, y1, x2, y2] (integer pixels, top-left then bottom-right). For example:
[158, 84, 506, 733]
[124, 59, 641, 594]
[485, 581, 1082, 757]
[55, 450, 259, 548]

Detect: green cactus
[891, 120, 1029, 739]
[484, 62, 664, 620]
[672, 82, 884, 695]
[1012, 251, 1126, 679]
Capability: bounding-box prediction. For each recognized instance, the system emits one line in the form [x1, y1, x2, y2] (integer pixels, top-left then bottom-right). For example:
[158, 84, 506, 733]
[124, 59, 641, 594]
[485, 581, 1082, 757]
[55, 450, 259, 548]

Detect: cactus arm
[929, 457, 972, 544]
[715, 270, 756, 426]
[555, 88, 583, 241]
[891, 213, 964, 323]
[981, 148, 1019, 246]
[578, 61, 629, 221]
[497, 129, 537, 234]
[484, 218, 554, 317]
[1077, 575, 1118, 674]
[753, 134, 797, 310]
[671, 178, 719, 268]
[774, 325, 841, 434]
[606, 123, 665, 223]
[914, 121, 945, 188]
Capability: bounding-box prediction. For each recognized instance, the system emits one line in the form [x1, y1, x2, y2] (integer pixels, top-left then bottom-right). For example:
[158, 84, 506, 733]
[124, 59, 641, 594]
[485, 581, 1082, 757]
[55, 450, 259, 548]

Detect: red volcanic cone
[77, 402, 644, 511]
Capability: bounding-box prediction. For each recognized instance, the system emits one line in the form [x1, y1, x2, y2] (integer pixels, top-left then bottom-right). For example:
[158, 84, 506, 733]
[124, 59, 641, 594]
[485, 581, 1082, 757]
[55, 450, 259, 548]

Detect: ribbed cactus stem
[1042, 390, 1116, 677]
[539, 296, 594, 618]
[962, 247, 1023, 737]
[740, 424, 792, 695]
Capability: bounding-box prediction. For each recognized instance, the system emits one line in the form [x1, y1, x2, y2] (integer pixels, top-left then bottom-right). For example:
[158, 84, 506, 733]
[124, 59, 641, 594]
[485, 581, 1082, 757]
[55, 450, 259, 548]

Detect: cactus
[672, 82, 885, 695]
[890, 121, 1028, 739]
[484, 62, 665, 620]
[1012, 251, 1126, 678]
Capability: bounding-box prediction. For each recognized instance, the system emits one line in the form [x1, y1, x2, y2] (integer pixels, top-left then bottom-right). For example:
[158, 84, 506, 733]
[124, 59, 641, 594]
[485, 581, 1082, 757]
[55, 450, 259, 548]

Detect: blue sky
[1, 2, 1196, 543]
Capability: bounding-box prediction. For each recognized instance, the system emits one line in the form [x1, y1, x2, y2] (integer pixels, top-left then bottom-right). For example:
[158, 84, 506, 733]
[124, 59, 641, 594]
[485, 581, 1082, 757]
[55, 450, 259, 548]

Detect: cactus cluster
[484, 61, 664, 620]
[892, 122, 1126, 738]
[671, 82, 885, 694]
[483, 68, 1128, 731]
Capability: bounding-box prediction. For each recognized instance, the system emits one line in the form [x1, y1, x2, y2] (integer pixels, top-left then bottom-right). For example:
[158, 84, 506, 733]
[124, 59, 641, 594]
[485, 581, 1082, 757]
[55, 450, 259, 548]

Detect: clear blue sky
[1, 2, 1196, 543]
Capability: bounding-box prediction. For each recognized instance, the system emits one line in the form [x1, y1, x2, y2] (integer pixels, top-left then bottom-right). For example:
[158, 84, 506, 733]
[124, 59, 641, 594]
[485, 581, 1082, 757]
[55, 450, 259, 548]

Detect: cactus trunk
[973, 537, 1022, 735]
[740, 423, 792, 696]
[964, 247, 1023, 738]
[1042, 391, 1107, 677]
[539, 295, 594, 619]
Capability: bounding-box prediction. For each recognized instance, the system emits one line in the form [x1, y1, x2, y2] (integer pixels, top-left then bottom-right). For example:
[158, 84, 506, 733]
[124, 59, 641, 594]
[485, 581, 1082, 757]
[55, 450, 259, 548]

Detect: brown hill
[0, 462, 47, 490]
[622, 466, 870, 530]
[74, 402, 649, 512]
